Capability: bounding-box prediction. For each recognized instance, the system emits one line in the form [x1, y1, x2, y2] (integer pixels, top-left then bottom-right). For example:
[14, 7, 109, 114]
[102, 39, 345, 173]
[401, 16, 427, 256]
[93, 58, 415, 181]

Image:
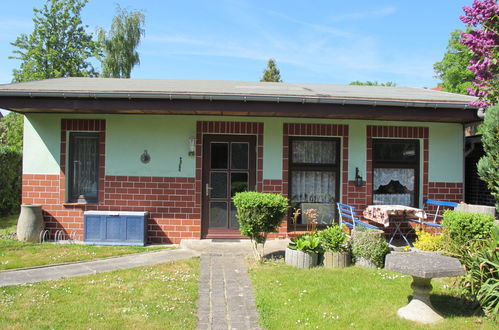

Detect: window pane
[292, 140, 336, 164]
[291, 171, 336, 204]
[373, 168, 415, 206]
[70, 133, 99, 202]
[231, 172, 248, 196]
[211, 143, 228, 169]
[231, 143, 249, 169]
[300, 202, 335, 225]
[230, 203, 239, 229]
[209, 202, 227, 228]
[210, 172, 227, 198]
[373, 140, 417, 163]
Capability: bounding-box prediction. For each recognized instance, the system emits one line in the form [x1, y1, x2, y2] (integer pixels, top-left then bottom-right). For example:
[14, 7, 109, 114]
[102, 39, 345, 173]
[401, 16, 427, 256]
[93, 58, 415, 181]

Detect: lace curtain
[373, 168, 414, 191]
[291, 171, 336, 224]
[292, 140, 336, 164]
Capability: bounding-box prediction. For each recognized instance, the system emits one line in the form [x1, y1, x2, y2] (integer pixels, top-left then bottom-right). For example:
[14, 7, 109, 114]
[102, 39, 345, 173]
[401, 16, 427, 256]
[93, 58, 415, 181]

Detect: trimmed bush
[233, 191, 288, 260]
[351, 229, 389, 268]
[442, 210, 495, 248]
[0, 146, 22, 216]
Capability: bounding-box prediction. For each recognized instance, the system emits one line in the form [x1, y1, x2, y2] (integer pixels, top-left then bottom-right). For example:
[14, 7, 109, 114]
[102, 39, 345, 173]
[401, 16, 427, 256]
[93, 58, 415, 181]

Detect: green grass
[0, 214, 167, 270]
[0, 258, 199, 329]
[249, 260, 497, 329]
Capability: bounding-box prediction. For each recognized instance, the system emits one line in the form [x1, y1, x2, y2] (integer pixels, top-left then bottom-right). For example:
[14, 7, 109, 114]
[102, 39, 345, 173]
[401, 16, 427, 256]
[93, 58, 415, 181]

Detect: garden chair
[336, 203, 380, 230]
[421, 199, 458, 229]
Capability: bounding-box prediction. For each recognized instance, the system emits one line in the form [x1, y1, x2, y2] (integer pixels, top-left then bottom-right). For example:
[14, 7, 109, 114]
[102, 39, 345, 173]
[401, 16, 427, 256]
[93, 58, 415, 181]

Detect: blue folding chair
[421, 199, 458, 229]
[337, 203, 380, 230]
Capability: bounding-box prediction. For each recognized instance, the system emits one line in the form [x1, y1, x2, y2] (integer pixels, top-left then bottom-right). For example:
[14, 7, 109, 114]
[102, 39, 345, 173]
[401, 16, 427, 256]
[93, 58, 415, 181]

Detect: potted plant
[285, 233, 322, 269]
[351, 228, 389, 269]
[319, 225, 351, 268]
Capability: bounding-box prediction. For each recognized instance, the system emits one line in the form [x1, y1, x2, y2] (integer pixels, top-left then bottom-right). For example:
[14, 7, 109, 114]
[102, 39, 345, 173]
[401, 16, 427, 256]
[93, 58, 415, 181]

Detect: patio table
[363, 205, 425, 246]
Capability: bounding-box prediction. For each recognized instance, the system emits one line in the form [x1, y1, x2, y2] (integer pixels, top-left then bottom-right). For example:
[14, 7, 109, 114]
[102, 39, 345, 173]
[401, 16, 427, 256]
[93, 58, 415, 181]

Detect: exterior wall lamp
[188, 136, 196, 156]
[355, 167, 364, 187]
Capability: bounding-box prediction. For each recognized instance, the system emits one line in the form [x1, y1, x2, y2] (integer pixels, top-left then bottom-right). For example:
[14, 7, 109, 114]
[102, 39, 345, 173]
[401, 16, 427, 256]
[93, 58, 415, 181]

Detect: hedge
[0, 146, 22, 216]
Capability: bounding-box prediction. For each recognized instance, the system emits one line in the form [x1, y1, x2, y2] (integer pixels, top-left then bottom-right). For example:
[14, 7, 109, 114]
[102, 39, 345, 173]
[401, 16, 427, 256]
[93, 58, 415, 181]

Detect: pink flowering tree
[460, 0, 499, 108]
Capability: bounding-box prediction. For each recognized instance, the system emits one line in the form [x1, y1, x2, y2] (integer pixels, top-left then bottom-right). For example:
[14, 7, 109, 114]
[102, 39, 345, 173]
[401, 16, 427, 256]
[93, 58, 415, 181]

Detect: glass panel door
[203, 135, 256, 237]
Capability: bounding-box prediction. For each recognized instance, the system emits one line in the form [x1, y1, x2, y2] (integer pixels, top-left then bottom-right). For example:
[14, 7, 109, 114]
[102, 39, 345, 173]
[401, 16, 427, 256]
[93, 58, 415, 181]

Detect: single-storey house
[0, 78, 478, 243]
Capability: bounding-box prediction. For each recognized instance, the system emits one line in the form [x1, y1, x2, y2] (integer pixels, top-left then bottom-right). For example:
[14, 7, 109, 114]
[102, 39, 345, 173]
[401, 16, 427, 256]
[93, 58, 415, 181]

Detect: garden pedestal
[385, 252, 465, 324]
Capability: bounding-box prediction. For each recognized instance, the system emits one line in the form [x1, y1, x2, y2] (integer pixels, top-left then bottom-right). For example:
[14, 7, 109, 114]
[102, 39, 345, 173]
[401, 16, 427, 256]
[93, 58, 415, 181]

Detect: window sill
[63, 202, 98, 207]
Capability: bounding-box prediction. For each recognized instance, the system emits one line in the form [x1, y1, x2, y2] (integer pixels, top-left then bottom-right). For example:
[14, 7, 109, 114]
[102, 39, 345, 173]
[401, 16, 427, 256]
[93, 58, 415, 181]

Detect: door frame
[201, 134, 257, 238]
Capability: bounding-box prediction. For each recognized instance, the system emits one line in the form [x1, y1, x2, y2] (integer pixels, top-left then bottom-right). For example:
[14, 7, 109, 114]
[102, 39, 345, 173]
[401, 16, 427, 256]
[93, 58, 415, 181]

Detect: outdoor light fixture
[188, 136, 196, 156]
[355, 167, 364, 187]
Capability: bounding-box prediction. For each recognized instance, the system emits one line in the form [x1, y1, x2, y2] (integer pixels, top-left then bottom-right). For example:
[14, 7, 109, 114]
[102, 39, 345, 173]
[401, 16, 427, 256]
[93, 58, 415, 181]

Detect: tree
[459, 0, 499, 107]
[349, 81, 397, 86]
[260, 58, 282, 82]
[99, 6, 145, 78]
[433, 30, 475, 94]
[477, 104, 499, 211]
[0, 113, 24, 152]
[10, 0, 99, 83]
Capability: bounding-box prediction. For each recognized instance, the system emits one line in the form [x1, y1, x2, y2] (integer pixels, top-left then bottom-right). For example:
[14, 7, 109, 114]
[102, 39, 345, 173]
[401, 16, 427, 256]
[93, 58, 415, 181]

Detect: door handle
[205, 184, 213, 197]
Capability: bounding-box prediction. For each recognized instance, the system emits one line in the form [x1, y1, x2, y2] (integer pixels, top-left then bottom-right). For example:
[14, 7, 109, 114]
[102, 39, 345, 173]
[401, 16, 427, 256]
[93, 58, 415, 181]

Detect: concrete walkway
[0, 248, 199, 287]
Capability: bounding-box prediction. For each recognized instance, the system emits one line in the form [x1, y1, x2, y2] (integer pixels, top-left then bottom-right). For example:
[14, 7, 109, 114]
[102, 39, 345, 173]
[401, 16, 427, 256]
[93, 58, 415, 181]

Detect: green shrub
[457, 225, 498, 317]
[351, 229, 389, 268]
[413, 230, 443, 251]
[442, 210, 495, 249]
[289, 233, 322, 253]
[318, 225, 348, 252]
[233, 191, 288, 260]
[0, 146, 22, 216]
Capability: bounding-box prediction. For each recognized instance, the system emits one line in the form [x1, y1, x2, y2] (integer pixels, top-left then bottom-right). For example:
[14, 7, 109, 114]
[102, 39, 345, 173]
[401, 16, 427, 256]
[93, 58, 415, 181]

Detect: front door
[202, 135, 256, 238]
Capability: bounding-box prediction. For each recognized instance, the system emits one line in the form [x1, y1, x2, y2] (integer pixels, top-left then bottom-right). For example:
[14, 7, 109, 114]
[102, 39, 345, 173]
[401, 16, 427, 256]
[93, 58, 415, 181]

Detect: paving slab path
[196, 251, 260, 330]
[0, 248, 199, 287]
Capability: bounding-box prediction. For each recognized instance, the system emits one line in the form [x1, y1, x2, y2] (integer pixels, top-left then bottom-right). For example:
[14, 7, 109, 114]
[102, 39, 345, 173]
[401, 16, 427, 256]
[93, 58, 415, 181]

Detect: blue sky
[0, 1, 470, 114]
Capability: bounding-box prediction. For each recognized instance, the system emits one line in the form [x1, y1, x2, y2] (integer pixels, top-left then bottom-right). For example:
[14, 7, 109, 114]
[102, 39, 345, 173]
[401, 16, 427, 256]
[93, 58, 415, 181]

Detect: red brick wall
[22, 174, 199, 244]
[428, 182, 464, 203]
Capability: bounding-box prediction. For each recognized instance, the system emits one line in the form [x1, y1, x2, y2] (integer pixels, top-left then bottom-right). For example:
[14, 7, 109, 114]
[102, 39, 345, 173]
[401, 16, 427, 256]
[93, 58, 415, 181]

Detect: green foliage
[0, 147, 22, 216]
[349, 81, 397, 86]
[351, 229, 389, 268]
[99, 5, 145, 78]
[413, 230, 443, 251]
[233, 191, 288, 244]
[289, 233, 322, 253]
[10, 0, 99, 82]
[318, 225, 348, 252]
[442, 210, 495, 248]
[456, 225, 498, 317]
[0, 112, 24, 152]
[477, 103, 499, 211]
[260, 58, 282, 82]
[433, 29, 474, 94]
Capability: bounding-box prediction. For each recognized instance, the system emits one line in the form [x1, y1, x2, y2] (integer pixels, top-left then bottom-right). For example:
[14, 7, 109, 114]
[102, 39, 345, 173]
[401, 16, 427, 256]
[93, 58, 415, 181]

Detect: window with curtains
[68, 132, 100, 203]
[289, 137, 340, 227]
[373, 139, 419, 207]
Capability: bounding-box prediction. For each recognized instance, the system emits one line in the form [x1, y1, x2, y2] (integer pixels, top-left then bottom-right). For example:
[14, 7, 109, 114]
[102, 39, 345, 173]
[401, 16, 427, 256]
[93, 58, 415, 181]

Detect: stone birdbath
[385, 252, 465, 324]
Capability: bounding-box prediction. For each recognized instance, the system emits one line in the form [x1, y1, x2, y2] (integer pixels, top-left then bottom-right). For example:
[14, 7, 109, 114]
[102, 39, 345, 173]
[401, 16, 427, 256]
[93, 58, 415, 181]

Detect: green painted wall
[23, 114, 463, 182]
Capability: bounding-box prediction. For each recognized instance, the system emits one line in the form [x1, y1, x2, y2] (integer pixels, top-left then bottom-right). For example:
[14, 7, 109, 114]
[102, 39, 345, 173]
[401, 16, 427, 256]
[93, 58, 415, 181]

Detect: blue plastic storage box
[83, 211, 148, 246]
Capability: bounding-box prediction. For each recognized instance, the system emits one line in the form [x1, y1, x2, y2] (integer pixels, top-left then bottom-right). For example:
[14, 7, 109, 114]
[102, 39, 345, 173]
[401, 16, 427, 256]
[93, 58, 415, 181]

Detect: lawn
[0, 214, 167, 270]
[0, 258, 199, 329]
[249, 260, 496, 329]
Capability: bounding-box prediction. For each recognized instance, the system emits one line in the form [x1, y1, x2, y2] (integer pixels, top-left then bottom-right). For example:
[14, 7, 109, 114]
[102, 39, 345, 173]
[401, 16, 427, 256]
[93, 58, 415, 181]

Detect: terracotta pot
[17, 204, 44, 242]
[323, 251, 351, 268]
[285, 247, 318, 269]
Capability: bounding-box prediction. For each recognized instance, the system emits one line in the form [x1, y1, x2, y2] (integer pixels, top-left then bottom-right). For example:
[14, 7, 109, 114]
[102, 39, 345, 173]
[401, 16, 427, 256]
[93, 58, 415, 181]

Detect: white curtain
[373, 194, 411, 206]
[373, 168, 414, 191]
[292, 140, 336, 164]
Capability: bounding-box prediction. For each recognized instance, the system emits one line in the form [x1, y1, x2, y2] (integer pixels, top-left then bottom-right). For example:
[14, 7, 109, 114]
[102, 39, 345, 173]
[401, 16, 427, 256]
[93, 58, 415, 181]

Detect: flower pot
[323, 251, 351, 268]
[17, 204, 44, 242]
[285, 247, 318, 269]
